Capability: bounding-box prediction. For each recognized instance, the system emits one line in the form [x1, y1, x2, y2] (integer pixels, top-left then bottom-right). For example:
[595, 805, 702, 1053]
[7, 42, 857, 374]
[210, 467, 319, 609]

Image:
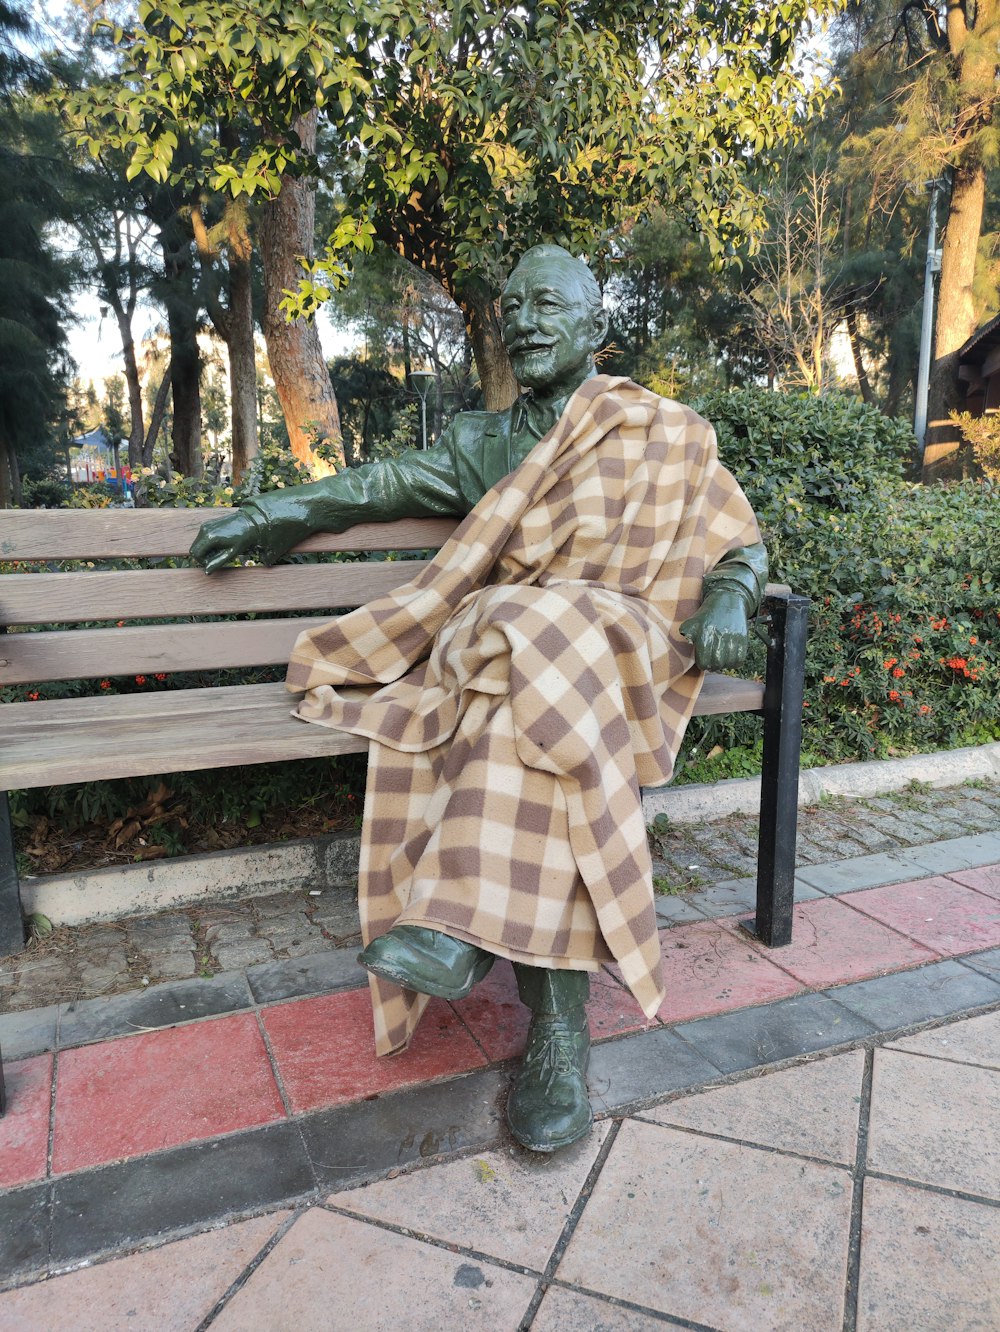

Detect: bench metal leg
[752, 594, 810, 947]
[0, 791, 26, 958]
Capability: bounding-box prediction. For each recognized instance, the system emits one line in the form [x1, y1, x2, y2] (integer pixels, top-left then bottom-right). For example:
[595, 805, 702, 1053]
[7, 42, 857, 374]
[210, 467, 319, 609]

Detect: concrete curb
[642, 741, 1000, 824]
[21, 742, 1000, 927]
[21, 832, 362, 928]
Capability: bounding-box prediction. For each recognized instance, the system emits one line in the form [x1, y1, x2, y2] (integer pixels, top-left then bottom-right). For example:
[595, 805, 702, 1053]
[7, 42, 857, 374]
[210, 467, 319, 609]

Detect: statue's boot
[357, 924, 494, 999]
[506, 965, 592, 1153]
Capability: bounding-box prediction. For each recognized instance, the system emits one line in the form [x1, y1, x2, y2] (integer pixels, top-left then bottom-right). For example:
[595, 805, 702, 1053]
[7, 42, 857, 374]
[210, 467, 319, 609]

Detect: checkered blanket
[286, 376, 760, 1054]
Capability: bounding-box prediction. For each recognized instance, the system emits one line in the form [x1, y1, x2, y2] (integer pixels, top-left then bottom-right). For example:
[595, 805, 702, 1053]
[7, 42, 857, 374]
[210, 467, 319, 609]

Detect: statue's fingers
[189, 530, 210, 560]
[203, 546, 232, 575]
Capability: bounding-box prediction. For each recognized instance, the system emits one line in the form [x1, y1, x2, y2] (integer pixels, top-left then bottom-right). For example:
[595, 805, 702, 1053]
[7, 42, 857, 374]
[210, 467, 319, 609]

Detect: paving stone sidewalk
[2, 779, 999, 1016]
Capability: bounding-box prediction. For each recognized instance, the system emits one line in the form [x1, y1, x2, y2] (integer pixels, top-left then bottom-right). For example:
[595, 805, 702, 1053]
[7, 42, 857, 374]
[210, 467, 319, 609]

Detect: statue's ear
[592, 306, 610, 349]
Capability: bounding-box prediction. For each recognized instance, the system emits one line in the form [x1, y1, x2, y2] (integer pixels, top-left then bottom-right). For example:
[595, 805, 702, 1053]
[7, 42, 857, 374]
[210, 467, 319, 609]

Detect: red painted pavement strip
[51, 1013, 286, 1175]
[0, 1053, 53, 1189]
[841, 876, 1000, 956]
[655, 919, 805, 1023]
[18, 866, 1000, 1187]
[947, 863, 1000, 900]
[451, 958, 651, 1062]
[261, 987, 488, 1114]
[740, 896, 940, 989]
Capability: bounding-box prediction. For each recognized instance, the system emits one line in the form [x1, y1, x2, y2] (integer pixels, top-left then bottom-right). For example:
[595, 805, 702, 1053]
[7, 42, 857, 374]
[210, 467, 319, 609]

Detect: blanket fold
[286, 376, 760, 1054]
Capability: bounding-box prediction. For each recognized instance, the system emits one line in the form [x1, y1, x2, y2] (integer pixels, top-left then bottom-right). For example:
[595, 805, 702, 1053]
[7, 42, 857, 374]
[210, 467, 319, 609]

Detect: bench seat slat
[0, 673, 764, 790]
[0, 511, 460, 560]
[0, 561, 431, 626]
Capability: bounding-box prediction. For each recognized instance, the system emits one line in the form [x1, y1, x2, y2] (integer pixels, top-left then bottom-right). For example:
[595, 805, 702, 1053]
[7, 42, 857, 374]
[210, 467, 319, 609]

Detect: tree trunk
[923, 0, 996, 478]
[114, 306, 147, 468]
[924, 164, 986, 477]
[455, 277, 519, 411]
[161, 222, 203, 478]
[259, 111, 343, 471]
[0, 434, 14, 507]
[845, 307, 876, 406]
[228, 246, 258, 482]
[142, 372, 172, 468]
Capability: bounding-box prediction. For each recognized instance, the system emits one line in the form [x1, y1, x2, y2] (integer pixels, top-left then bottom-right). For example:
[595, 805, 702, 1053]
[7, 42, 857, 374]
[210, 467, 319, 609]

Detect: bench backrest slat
[0, 510, 460, 560]
[1, 561, 432, 626]
[0, 618, 339, 685]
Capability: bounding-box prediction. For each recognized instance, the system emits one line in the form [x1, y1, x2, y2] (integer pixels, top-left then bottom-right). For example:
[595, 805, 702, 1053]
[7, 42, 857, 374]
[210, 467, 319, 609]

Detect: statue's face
[500, 255, 607, 396]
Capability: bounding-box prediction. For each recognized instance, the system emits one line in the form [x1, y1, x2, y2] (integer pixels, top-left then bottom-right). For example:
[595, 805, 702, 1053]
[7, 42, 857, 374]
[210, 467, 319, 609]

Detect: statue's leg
[358, 925, 494, 1000]
[507, 964, 592, 1153]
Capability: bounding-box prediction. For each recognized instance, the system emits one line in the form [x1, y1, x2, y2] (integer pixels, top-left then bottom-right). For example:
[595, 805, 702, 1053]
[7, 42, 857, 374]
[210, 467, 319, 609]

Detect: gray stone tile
[795, 850, 929, 895]
[213, 940, 273, 971]
[685, 878, 757, 917]
[302, 1068, 505, 1192]
[653, 894, 709, 926]
[246, 947, 367, 1005]
[962, 946, 1000, 980]
[0, 1002, 59, 1058]
[58, 972, 253, 1048]
[673, 992, 876, 1075]
[824, 959, 1000, 1033]
[50, 1123, 315, 1269]
[0, 1182, 51, 1284]
[906, 832, 1000, 875]
[587, 1026, 723, 1113]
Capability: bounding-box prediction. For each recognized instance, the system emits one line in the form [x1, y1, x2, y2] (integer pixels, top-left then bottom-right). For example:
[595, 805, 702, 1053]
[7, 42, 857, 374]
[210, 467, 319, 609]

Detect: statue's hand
[679, 589, 751, 672]
[189, 510, 259, 574]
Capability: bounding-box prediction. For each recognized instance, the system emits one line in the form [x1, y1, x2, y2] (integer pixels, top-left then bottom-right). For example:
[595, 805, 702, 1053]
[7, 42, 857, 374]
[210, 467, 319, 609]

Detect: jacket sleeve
[702, 542, 769, 616]
[239, 434, 468, 562]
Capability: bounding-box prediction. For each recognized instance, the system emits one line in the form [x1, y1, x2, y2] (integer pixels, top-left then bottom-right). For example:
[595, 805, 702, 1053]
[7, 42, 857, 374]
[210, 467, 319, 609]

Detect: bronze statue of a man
[192, 244, 766, 1153]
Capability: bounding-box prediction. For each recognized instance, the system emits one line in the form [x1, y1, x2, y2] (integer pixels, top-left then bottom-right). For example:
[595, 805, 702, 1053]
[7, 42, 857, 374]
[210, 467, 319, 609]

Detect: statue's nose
[512, 302, 537, 333]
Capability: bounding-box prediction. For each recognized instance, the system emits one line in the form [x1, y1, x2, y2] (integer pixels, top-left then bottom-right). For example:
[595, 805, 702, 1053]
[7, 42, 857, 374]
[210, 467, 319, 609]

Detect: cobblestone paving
[2, 779, 997, 1014]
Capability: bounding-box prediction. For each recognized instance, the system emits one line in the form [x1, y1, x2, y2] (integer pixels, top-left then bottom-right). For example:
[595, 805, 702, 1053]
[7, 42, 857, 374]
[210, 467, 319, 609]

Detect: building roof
[959, 313, 1000, 362]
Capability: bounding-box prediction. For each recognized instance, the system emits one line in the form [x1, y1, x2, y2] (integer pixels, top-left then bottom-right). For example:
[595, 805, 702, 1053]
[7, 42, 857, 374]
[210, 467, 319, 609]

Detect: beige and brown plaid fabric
[286, 376, 760, 1055]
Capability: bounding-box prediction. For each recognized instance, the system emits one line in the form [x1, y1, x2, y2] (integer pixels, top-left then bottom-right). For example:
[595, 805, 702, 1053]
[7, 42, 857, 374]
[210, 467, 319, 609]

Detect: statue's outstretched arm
[190, 440, 466, 573]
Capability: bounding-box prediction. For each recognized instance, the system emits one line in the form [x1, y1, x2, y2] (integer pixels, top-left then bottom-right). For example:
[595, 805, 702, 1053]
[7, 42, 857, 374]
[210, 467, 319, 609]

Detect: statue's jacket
[243, 394, 767, 608]
[270, 377, 767, 1056]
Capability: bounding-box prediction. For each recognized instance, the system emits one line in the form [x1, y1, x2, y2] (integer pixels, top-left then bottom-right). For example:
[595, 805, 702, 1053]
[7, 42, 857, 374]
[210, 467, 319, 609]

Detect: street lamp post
[410, 371, 437, 450]
[914, 177, 946, 451]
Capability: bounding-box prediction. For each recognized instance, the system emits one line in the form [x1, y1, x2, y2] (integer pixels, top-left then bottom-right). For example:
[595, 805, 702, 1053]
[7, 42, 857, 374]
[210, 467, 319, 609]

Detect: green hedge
[687, 388, 1000, 768]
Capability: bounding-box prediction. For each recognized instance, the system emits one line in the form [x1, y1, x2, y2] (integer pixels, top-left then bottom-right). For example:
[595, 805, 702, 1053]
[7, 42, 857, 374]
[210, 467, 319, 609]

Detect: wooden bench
[0, 508, 809, 960]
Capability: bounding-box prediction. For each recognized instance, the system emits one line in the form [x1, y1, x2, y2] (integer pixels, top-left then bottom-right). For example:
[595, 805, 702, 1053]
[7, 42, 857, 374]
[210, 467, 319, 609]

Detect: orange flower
[100, 680, 111, 690]
[27, 691, 39, 701]
[134, 675, 147, 685]
[883, 658, 898, 669]
[919, 704, 932, 714]
[154, 673, 167, 681]
[969, 636, 978, 645]
[888, 690, 901, 702]
[892, 667, 905, 678]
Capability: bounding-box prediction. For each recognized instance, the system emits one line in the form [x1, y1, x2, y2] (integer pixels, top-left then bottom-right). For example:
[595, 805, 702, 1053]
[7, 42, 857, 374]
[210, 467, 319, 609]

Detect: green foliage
[950, 410, 1000, 482]
[20, 476, 73, 508]
[70, 0, 834, 312]
[685, 388, 1000, 765]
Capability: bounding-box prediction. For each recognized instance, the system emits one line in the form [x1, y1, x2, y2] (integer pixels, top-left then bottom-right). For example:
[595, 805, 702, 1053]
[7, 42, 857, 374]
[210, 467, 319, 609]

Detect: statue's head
[501, 244, 609, 397]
